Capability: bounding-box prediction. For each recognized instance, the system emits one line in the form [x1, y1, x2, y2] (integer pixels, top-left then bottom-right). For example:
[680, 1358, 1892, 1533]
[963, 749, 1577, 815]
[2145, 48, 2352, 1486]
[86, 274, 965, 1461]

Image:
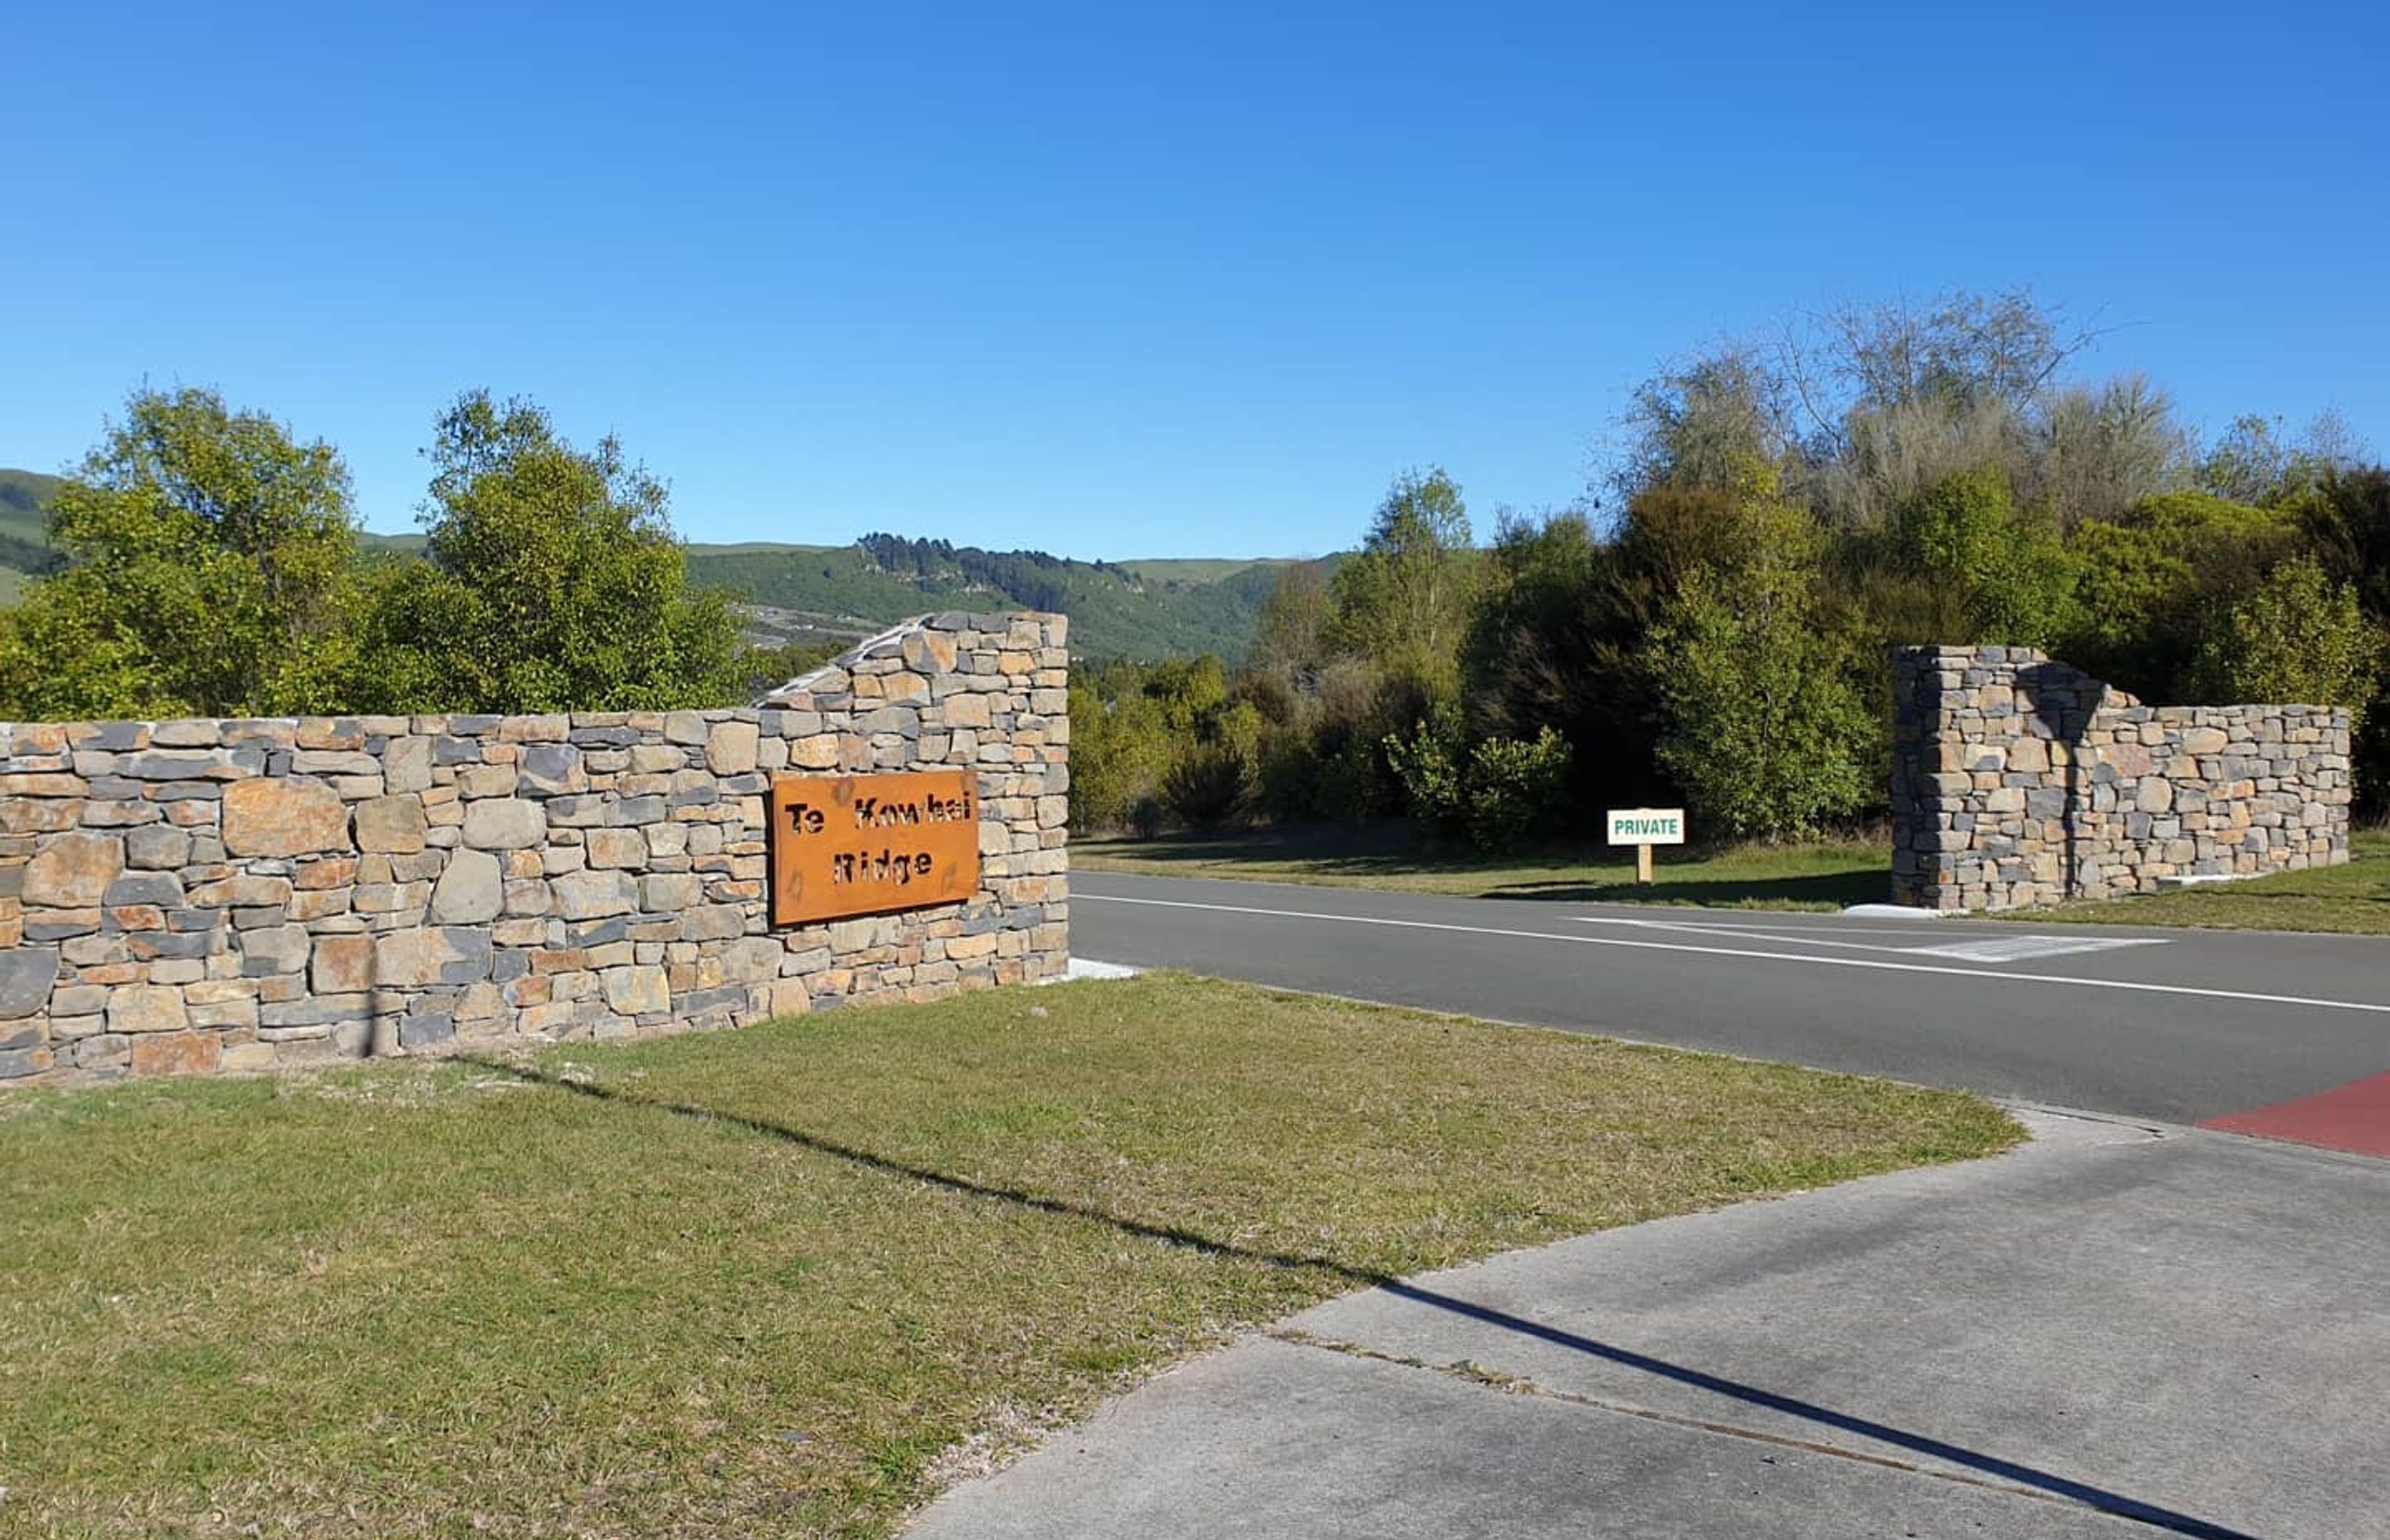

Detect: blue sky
[5, 2, 2385, 558]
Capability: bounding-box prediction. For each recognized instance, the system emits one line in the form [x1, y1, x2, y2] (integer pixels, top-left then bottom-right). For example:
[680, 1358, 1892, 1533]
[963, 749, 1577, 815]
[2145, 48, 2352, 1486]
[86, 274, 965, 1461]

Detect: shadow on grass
[1487, 870, 1891, 907]
[1083, 827, 1894, 910]
[465, 1054, 2253, 1540]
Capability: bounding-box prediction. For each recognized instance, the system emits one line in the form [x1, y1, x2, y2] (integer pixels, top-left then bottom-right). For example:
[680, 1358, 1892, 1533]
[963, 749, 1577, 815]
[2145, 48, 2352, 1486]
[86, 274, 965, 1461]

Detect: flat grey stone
[0, 948, 60, 1018]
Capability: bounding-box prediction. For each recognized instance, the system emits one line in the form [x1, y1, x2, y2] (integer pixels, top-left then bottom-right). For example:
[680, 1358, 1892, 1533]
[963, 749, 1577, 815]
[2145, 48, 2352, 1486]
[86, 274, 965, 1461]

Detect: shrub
[1463, 727, 1573, 851]
[1383, 708, 1470, 838]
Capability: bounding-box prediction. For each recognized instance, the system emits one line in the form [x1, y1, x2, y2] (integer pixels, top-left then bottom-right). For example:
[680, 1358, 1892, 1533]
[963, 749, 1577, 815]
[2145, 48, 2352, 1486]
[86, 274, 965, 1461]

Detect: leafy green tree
[1066, 678, 1173, 832]
[1325, 468, 1477, 697]
[2192, 557, 2383, 725]
[1888, 467, 2077, 647]
[1650, 487, 1872, 841]
[2061, 490, 2296, 697]
[355, 392, 744, 713]
[0, 387, 362, 719]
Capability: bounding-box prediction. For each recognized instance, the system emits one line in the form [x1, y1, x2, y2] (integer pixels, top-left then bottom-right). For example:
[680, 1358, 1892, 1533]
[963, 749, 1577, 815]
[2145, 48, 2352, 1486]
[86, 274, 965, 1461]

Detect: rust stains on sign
[768, 770, 981, 926]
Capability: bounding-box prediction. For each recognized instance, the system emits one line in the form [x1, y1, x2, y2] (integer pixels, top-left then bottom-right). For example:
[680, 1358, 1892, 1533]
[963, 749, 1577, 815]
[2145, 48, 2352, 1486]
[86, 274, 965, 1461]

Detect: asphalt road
[1072, 871, 2390, 1130]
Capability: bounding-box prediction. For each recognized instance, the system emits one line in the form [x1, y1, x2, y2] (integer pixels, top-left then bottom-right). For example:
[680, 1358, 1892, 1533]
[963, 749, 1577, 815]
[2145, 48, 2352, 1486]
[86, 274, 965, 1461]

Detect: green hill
[685, 536, 1297, 661]
[0, 469, 65, 585]
[0, 469, 1310, 662]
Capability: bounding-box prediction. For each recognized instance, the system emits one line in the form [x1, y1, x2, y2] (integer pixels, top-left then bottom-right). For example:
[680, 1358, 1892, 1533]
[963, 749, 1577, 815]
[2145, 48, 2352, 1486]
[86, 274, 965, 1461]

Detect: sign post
[1605, 807, 1685, 885]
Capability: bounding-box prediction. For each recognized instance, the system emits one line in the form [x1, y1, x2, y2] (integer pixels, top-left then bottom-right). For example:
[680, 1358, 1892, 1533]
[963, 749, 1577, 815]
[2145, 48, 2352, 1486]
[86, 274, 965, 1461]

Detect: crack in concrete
[1266, 1328, 2155, 1533]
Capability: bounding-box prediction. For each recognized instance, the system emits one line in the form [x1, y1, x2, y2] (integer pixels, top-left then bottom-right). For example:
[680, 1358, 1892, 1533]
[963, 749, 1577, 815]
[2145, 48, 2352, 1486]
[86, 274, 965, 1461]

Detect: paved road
[910, 1112, 2390, 1539]
[1074, 872, 2390, 1138]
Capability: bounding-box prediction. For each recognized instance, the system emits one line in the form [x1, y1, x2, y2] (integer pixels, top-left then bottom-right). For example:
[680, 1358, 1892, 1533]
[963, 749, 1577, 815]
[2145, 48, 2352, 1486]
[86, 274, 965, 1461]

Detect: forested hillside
[0, 469, 66, 602]
[687, 539, 1295, 660]
[0, 464, 1300, 663]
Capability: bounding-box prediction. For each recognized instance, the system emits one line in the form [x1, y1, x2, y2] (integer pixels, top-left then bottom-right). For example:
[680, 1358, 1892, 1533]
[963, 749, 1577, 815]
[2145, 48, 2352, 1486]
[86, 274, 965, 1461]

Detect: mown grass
[2018, 827, 2390, 935]
[0, 975, 2017, 1538]
[1075, 826, 1890, 909]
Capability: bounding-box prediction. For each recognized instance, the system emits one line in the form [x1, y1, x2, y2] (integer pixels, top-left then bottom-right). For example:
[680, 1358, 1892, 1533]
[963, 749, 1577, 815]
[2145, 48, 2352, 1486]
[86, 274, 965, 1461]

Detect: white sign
[1606, 807, 1685, 846]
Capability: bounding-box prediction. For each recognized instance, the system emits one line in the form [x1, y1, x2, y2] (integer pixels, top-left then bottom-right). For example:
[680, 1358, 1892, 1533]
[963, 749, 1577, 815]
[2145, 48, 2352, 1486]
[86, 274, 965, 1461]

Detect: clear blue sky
[6, 2, 2385, 558]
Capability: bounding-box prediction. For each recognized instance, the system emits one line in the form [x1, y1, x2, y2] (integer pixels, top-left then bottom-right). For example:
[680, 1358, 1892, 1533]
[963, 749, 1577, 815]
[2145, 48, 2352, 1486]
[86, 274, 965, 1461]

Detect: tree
[354, 392, 744, 713]
[1650, 484, 1873, 841]
[1887, 467, 2076, 648]
[2192, 557, 2383, 725]
[2061, 490, 2296, 699]
[2201, 411, 2368, 508]
[0, 387, 361, 719]
[1325, 468, 1477, 696]
[1248, 560, 1330, 679]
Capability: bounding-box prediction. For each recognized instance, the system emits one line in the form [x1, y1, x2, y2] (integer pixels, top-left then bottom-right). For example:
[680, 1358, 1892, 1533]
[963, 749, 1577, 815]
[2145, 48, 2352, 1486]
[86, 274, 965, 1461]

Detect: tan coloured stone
[354, 795, 428, 854]
[23, 833, 124, 909]
[461, 800, 546, 850]
[603, 965, 671, 1015]
[789, 734, 841, 769]
[130, 1031, 221, 1077]
[706, 720, 759, 776]
[311, 933, 376, 994]
[110, 985, 188, 1034]
[222, 777, 350, 857]
[585, 828, 648, 870]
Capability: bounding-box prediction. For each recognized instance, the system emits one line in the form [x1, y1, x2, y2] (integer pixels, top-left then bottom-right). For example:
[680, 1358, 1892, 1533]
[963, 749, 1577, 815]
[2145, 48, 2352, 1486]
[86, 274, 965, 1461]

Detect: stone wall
[1890, 646, 2349, 912]
[0, 612, 1069, 1088]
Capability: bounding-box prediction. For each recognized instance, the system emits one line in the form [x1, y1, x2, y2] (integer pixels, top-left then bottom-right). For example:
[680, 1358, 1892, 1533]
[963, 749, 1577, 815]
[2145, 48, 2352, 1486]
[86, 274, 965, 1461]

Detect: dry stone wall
[1890, 645, 2349, 912]
[0, 612, 1069, 1088]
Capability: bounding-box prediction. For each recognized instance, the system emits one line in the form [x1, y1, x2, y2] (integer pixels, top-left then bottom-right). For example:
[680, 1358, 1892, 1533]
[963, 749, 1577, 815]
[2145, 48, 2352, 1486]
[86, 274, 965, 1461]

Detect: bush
[2192, 556, 2384, 725]
[1160, 742, 1247, 828]
[1384, 713, 1575, 852]
[1383, 708, 1470, 839]
[1463, 727, 1573, 851]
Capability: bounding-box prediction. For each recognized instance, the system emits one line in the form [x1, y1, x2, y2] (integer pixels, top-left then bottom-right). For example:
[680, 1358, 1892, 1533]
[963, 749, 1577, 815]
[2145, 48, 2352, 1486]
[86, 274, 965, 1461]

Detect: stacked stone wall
[0, 612, 1068, 1088]
[1890, 646, 2349, 912]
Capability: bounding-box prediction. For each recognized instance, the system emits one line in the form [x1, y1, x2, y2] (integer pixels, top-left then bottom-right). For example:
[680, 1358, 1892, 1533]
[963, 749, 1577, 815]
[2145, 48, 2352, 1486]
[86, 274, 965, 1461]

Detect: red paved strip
[2201, 1071, 2390, 1158]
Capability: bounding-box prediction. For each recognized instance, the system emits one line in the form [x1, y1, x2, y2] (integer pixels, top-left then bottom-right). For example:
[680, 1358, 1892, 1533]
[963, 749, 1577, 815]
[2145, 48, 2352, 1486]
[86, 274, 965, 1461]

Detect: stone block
[24, 833, 124, 909]
[683, 904, 746, 942]
[0, 947, 60, 1018]
[110, 985, 188, 1034]
[603, 964, 671, 1015]
[462, 799, 546, 850]
[706, 720, 759, 776]
[641, 872, 701, 911]
[553, 870, 636, 920]
[384, 735, 434, 793]
[375, 928, 495, 988]
[431, 847, 505, 924]
[241, 924, 312, 977]
[130, 1031, 221, 1077]
[519, 743, 587, 795]
[354, 795, 429, 854]
[311, 933, 376, 994]
[222, 777, 350, 857]
[586, 827, 648, 870]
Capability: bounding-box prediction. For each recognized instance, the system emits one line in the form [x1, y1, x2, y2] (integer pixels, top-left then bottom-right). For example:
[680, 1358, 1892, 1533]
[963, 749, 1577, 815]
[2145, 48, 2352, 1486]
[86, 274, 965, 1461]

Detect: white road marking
[1079, 892, 2390, 1016]
[1576, 915, 2167, 964]
[1907, 935, 2168, 963]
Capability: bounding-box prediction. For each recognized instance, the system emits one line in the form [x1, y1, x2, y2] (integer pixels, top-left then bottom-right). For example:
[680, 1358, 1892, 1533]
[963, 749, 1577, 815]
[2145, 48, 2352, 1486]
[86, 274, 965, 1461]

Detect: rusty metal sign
[768, 770, 982, 926]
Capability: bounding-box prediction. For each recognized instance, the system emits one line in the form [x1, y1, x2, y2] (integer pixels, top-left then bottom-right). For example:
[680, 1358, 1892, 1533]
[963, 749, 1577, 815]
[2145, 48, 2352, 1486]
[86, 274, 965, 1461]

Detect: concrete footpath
[907, 1114, 2390, 1538]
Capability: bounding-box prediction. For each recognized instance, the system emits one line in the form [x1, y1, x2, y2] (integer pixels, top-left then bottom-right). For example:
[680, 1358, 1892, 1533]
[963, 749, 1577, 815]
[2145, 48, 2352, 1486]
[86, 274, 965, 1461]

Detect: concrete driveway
[908, 1111, 2390, 1538]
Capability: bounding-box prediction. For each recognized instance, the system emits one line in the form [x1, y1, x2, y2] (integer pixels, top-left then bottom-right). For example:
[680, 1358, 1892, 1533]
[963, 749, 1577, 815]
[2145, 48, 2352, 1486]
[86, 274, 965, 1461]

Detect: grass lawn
[1075, 826, 1890, 909]
[0, 976, 2017, 1538]
[2017, 827, 2390, 935]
